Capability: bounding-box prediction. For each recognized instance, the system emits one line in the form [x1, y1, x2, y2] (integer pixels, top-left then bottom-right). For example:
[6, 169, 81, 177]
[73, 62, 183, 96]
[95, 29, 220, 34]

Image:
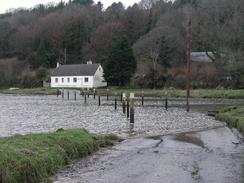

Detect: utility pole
[186, 16, 192, 112]
[64, 48, 67, 64]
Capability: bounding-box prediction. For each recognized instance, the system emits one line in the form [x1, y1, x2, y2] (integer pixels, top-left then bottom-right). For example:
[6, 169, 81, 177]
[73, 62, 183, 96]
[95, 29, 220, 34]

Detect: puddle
[174, 133, 205, 148]
[146, 135, 162, 140]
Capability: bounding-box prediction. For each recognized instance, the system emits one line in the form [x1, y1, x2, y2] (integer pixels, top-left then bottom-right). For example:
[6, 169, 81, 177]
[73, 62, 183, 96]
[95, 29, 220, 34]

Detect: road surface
[55, 127, 244, 183]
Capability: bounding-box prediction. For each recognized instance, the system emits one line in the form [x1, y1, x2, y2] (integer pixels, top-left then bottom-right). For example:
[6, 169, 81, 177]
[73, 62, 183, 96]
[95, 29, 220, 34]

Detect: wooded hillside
[0, 0, 243, 88]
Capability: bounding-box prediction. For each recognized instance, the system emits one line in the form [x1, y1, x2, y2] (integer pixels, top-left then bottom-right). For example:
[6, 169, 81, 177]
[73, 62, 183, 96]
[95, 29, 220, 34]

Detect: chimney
[57, 62, 60, 68]
[87, 59, 92, 65]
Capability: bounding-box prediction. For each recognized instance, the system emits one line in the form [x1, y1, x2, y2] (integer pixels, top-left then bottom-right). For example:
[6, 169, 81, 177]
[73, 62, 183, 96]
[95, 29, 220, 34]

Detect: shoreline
[1, 87, 244, 99]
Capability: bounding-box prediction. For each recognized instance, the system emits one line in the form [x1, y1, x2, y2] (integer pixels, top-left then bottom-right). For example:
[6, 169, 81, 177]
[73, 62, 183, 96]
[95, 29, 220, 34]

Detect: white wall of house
[93, 65, 107, 88]
[51, 76, 94, 88]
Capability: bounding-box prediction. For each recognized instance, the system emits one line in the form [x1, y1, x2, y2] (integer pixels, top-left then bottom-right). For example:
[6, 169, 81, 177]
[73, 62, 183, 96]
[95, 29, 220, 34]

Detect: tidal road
[55, 127, 244, 183]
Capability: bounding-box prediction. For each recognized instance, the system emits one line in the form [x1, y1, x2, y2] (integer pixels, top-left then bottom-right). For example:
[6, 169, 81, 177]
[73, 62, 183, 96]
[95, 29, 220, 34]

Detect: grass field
[216, 107, 244, 133]
[0, 129, 118, 183]
[1, 87, 244, 99]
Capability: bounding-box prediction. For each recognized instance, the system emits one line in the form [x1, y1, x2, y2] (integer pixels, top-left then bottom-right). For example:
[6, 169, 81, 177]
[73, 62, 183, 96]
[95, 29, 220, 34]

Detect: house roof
[191, 52, 214, 63]
[52, 64, 100, 76]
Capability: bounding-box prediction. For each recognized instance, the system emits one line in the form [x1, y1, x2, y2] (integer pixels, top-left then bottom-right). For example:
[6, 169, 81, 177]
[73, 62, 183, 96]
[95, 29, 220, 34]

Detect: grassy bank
[216, 107, 244, 133]
[0, 129, 118, 183]
[97, 88, 244, 99]
[0, 88, 57, 95]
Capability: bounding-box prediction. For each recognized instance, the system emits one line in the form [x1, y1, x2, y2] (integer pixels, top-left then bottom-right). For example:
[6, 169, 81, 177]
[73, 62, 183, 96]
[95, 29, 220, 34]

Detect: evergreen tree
[63, 20, 86, 64]
[28, 40, 57, 68]
[72, 0, 93, 5]
[158, 36, 174, 68]
[104, 36, 136, 86]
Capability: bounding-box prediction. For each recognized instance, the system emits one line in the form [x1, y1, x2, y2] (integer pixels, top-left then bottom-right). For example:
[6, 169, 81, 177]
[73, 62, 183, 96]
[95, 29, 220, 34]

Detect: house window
[84, 77, 89, 83]
[55, 78, 58, 83]
[62, 78, 64, 83]
[73, 78, 77, 83]
[67, 78, 70, 83]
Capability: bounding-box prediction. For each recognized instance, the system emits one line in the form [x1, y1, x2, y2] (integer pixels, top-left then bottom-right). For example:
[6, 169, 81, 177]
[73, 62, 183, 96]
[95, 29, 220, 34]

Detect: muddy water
[0, 94, 234, 137]
[55, 127, 244, 183]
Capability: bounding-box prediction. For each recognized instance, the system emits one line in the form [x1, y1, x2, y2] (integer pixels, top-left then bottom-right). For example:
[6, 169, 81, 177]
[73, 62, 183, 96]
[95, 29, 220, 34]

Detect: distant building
[171, 52, 217, 88]
[50, 61, 107, 88]
[191, 52, 214, 63]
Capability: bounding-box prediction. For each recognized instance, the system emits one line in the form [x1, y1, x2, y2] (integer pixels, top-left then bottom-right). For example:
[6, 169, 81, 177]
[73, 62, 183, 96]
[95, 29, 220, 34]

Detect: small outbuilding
[50, 62, 107, 88]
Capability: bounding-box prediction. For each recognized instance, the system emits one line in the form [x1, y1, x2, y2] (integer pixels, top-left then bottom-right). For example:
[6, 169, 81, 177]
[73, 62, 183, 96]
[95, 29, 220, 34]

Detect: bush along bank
[216, 107, 244, 133]
[0, 128, 119, 183]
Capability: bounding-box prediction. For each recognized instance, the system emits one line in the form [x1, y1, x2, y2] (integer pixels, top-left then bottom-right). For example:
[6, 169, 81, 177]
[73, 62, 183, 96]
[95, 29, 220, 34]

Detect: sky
[0, 0, 141, 13]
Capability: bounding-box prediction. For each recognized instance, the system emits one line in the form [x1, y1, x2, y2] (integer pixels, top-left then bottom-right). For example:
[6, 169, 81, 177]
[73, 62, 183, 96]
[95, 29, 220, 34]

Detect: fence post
[165, 96, 168, 111]
[57, 89, 59, 98]
[74, 91, 77, 101]
[98, 95, 101, 106]
[127, 96, 130, 119]
[122, 93, 126, 114]
[93, 88, 96, 99]
[130, 93, 135, 124]
[115, 97, 117, 110]
[120, 93, 123, 102]
[107, 89, 109, 101]
[67, 91, 69, 100]
[142, 95, 144, 106]
[62, 89, 64, 99]
[84, 94, 87, 104]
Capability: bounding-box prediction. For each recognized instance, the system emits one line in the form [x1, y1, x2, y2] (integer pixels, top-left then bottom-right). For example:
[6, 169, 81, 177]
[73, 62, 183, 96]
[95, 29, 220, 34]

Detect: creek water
[0, 94, 238, 137]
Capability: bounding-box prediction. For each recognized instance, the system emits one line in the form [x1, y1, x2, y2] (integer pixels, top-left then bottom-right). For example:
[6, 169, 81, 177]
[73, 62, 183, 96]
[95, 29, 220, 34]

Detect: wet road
[55, 127, 244, 183]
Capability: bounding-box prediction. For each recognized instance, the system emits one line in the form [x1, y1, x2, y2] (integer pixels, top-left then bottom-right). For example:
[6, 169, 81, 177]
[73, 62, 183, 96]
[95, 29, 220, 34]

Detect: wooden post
[57, 89, 59, 98]
[84, 94, 87, 104]
[106, 88, 109, 101]
[98, 95, 101, 106]
[62, 89, 64, 99]
[127, 96, 130, 118]
[122, 93, 126, 114]
[142, 95, 144, 106]
[74, 91, 76, 101]
[93, 88, 96, 99]
[67, 91, 69, 100]
[130, 93, 135, 124]
[120, 93, 123, 102]
[165, 96, 168, 111]
[115, 98, 117, 110]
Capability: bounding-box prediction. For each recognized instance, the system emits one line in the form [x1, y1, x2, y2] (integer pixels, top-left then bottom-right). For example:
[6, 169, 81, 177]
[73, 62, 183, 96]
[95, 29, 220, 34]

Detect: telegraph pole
[64, 48, 67, 64]
[186, 16, 192, 112]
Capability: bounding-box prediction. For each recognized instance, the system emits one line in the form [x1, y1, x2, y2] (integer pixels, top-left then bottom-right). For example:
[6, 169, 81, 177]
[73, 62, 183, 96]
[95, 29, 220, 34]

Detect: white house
[50, 62, 107, 88]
